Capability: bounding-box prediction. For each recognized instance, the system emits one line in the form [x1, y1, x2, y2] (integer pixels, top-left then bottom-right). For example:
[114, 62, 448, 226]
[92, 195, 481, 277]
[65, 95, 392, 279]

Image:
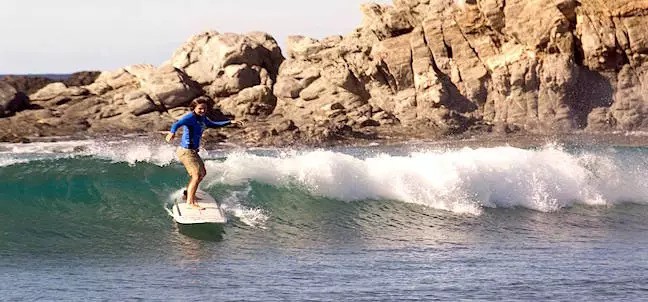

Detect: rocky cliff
[1, 0, 647, 145]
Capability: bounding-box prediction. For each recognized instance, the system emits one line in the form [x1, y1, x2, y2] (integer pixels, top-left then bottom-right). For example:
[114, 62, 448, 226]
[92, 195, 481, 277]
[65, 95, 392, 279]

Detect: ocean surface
[1, 137, 648, 301]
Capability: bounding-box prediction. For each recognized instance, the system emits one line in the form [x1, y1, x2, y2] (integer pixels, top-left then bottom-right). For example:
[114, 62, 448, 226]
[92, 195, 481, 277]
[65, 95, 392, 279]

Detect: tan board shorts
[176, 147, 206, 178]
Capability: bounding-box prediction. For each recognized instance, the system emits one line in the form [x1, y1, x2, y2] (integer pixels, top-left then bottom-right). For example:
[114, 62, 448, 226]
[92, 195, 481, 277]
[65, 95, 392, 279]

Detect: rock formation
[0, 81, 29, 117]
[1, 0, 647, 145]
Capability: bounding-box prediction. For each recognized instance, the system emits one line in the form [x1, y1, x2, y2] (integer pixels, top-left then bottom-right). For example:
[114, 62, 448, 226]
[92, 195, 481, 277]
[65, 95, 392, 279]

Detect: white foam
[81, 140, 177, 166]
[217, 186, 269, 228]
[203, 146, 648, 215]
[0, 157, 28, 167]
[0, 138, 178, 166]
[0, 140, 94, 154]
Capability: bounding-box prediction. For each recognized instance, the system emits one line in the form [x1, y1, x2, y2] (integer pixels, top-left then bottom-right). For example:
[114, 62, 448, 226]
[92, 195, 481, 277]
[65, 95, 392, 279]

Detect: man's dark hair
[189, 96, 212, 110]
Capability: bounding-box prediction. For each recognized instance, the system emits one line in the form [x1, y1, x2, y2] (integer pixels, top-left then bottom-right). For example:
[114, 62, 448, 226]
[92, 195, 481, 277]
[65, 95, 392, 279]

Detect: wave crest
[205, 146, 648, 214]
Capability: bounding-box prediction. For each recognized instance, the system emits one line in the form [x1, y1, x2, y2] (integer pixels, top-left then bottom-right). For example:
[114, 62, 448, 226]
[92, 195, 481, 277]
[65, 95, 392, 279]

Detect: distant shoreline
[0, 73, 72, 81]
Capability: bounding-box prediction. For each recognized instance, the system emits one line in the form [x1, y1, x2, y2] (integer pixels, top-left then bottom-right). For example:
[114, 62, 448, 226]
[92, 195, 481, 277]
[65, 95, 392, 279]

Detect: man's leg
[186, 174, 200, 206]
[178, 148, 204, 207]
[188, 166, 206, 205]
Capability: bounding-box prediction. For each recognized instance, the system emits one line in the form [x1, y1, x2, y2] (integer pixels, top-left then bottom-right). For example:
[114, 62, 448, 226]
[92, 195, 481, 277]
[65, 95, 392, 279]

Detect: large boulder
[0, 82, 29, 117]
[82, 64, 202, 116]
[0, 75, 55, 95]
[64, 71, 101, 87]
[0, 72, 100, 97]
[360, 3, 415, 40]
[206, 64, 261, 97]
[129, 64, 202, 109]
[168, 31, 284, 99]
[273, 33, 386, 131]
[86, 68, 139, 94]
[218, 85, 276, 120]
[285, 36, 323, 60]
[30, 82, 90, 102]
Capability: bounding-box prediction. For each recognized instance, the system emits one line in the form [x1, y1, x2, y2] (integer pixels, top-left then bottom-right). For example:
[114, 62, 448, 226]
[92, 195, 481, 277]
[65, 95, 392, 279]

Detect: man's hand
[165, 132, 175, 143]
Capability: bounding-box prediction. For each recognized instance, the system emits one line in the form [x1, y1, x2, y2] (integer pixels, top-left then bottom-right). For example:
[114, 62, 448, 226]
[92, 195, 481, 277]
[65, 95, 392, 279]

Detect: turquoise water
[2, 138, 648, 300]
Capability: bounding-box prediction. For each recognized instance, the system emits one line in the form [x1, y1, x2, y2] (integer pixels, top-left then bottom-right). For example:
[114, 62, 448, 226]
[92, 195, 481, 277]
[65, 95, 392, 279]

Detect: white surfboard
[171, 189, 227, 225]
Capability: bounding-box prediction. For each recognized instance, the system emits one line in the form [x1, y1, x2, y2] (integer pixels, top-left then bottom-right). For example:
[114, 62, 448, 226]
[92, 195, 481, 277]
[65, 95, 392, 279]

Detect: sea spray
[217, 185, 269, 228]
[206, 145, 648, 214]
[1, 138, 179, 166]
[81, 139, 178, 166]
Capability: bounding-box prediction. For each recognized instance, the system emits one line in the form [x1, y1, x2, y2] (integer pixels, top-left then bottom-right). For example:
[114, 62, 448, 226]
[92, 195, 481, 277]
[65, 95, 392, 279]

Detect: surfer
[166, 96, 236, 208]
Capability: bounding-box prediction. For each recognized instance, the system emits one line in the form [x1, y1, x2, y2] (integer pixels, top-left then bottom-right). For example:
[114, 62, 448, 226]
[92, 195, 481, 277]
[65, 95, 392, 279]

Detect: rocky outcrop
[377, 0, 648, 134]
[0, 75, 54, 96]
[167, 31, 282, 97]
[164, 31, 284, 124]
[0, 71, 100, 95]
[0, 82, 29, 117]
[2, 0, 648, 145]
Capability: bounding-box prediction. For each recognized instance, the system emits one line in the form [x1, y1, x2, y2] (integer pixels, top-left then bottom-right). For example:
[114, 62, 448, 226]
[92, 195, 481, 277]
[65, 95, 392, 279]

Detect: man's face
[193, 104, 207, 116]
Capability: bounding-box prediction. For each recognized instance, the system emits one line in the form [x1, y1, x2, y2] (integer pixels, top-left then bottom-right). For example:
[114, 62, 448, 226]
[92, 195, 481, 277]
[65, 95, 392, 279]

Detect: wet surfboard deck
[171, 189, 227, 225]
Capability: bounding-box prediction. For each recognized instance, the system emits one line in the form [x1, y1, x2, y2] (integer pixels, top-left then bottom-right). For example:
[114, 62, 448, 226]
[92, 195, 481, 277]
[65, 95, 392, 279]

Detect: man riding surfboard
[166, 96, 237, 208]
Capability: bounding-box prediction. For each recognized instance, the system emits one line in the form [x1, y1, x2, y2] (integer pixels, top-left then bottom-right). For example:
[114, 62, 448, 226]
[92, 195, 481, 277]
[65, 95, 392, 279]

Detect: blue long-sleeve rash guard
[169, 112, 231, 149]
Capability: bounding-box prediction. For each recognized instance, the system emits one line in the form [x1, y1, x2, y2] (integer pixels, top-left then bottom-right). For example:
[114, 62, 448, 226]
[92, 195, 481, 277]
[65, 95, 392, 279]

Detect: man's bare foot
[187, 202, 205, 210]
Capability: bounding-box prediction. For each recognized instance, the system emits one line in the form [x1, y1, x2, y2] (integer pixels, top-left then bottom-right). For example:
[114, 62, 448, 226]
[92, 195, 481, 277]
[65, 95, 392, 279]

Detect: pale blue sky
[1, 0, 391, 74]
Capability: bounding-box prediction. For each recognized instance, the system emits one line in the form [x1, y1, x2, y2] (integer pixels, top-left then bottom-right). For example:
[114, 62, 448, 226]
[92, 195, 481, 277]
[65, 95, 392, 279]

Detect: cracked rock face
[2, 0, 648, 145]
[350, 0, 648, 133]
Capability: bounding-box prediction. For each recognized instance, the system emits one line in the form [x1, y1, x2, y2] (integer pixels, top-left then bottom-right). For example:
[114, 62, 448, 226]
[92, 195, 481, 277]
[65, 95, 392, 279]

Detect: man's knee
[189, 170, 202, 180]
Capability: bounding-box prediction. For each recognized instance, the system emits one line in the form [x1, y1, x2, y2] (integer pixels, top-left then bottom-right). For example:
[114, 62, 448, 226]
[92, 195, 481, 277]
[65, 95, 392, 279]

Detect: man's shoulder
[179, 112, 196, 121]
